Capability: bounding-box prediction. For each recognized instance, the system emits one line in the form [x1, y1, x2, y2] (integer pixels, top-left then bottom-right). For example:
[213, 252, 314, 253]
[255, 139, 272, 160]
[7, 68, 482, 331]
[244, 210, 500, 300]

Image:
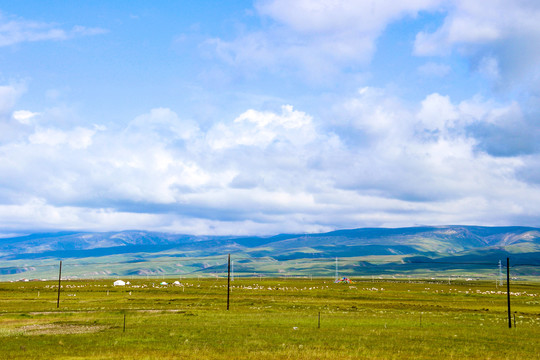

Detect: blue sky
[1, 0, 540, 235]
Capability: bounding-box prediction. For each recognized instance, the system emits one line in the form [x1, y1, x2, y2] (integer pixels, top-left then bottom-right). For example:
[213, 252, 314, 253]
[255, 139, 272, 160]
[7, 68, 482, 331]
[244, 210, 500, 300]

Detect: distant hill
[1, 226, 539, 279]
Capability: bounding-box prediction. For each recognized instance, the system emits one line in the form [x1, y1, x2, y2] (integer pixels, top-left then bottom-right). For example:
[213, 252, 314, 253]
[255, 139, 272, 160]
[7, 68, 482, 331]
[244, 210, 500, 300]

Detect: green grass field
[1, 278, 539, 359]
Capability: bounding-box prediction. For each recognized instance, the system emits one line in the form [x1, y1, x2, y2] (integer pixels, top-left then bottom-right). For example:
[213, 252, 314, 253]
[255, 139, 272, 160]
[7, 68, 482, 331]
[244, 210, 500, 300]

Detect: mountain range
[1, 226, 539, 279]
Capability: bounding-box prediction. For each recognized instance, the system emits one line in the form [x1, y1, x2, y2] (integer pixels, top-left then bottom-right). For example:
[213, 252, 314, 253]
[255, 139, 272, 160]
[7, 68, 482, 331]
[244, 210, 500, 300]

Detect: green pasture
[0, 278, 539, 359]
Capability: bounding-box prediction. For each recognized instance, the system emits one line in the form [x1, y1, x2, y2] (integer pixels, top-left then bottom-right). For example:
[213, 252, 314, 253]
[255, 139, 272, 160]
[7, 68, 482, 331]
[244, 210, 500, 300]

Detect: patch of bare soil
[20, 323, 108, 335]
[135, 309, 185, 313]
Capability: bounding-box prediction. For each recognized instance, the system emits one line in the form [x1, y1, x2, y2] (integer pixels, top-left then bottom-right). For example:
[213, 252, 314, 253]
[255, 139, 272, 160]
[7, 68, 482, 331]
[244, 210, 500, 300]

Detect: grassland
[0, 278, 539, 359]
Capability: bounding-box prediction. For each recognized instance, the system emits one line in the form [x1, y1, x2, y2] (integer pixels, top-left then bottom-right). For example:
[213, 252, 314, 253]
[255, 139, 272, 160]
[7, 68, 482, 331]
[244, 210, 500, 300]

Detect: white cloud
[0, 13, 107, 47]
[417, 93, 458, 131]
[0, 198, 169, 232]
[207, 0, 443, 79]
[129, 107, 199, 141]
[12, 110, 39, 125]
[329, 87, 535, 205]
[204, 0, 540, 89]
[2, 86, 540, 234]
[256, 0, 442, 34]
[413, 0, 540, 86]
[206, 105, 316, 150]
[414, 0, 540, 55]
[338, 87, 413, 138]
[29, 126, 97, 149]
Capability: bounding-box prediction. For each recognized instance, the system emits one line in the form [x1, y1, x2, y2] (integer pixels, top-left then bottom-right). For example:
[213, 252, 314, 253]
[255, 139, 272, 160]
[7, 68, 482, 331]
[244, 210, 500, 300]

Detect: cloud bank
[2, 84, 540, 234]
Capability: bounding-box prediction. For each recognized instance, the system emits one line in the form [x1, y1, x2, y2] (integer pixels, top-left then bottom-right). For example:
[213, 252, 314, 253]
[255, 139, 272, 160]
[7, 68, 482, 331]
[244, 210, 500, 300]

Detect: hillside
[1, 226, 539, 279]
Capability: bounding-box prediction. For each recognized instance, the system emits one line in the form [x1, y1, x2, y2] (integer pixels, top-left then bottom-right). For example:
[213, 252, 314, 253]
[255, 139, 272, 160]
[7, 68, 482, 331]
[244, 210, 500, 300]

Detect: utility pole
[57, 261, 62, 308]
[335, 257, 338, 282]
[227, 254, 231, 311]
[507, 257, 511, 329]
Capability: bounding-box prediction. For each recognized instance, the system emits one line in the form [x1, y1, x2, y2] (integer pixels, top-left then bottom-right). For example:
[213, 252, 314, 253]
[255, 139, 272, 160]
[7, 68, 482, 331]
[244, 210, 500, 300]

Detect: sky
[1, 0, 540, 235]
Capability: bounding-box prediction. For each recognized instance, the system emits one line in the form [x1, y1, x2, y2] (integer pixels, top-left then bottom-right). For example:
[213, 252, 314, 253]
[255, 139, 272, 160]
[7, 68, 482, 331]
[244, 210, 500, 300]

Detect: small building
[113, 280, 126, 286]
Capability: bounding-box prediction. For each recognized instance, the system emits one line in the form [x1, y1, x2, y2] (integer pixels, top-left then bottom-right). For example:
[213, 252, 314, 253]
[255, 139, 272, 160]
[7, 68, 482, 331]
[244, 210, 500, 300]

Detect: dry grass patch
[19, 323, 109, 335]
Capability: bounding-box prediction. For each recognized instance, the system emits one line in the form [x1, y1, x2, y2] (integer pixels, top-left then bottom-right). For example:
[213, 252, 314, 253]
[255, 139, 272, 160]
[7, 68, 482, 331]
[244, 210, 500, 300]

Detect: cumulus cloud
[1, 83, 540, 234]
[0, 98, 342, 232]
[28, 126, 97, 149]
[328, 87, 536, 208]
[414, 1, 540, 55]
[205, 0, 540, 89]
[206, 105, 316, 150]
[417, 93, 459, 132]
[206, 0, 443, 79]
[256, 0, 442, 33]
[414, 0, 540, 86]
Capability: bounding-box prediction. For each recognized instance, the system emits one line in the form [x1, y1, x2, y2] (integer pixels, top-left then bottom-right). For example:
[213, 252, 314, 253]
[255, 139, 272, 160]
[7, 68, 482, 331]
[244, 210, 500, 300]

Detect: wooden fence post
[507, 257, 511, 329]
[57, 261, 62, 308]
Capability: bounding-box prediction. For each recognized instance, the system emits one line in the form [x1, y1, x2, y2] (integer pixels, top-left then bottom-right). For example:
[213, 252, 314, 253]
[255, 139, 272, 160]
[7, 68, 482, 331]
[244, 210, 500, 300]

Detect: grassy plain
[0, 278, 539, 359]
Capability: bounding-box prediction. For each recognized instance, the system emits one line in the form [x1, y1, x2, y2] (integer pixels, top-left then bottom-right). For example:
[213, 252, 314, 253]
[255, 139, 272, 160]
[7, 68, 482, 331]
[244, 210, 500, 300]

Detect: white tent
[173, 281, 181, 285]
[160, 281, 168, 285]
[113, 280, 126, 286]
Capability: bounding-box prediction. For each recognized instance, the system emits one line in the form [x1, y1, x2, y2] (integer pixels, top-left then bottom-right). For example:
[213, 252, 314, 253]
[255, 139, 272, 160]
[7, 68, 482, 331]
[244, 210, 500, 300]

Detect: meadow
[0, 277, 539, 359]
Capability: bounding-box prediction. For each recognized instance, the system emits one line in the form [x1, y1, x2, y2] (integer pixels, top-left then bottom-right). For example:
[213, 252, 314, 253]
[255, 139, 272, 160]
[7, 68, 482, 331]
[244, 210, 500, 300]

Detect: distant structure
[498, 260, 504, 286]
[113, 279, 126, 286]
[335, 257, 338, 281]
